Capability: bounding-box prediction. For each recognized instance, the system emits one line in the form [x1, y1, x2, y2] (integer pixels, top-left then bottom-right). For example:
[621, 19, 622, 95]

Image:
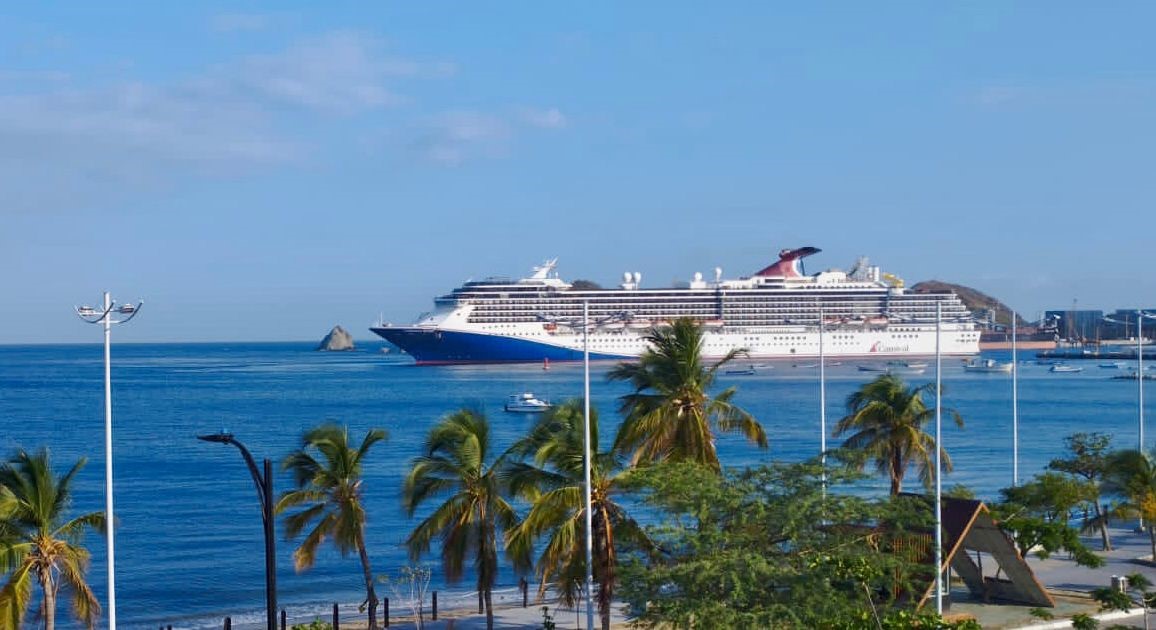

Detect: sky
[3, 3, 1155, 344]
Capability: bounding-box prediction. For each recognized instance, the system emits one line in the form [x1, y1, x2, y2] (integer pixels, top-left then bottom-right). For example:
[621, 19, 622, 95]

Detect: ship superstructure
[371, 247, 980, 364]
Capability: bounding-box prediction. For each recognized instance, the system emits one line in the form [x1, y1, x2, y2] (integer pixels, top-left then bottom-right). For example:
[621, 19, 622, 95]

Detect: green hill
[910, 280, 1024, 326]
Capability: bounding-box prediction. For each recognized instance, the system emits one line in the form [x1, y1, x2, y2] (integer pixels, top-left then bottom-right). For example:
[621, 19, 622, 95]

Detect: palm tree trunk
[41, 568, 56, 630]
[598, 503, 614, 630]
[1149, 523, 1155, 562]
[485, 588, 494, 630]
[1094, 501, 1113, 551]
[890, 453, 904, 496]
[356, 531, 379, 630]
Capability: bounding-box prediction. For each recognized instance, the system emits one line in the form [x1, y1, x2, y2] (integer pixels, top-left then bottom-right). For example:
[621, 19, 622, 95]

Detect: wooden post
[521, 578, 528, 608]
[224, 617, 232, 630]
[432, 591, 438, 621]
[383, 597, 389, 627]
[332, 603, 339, 630]
[281, 609, 287, 630]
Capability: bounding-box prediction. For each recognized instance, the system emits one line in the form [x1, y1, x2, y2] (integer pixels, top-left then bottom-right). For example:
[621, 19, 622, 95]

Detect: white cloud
[412, 107, 569, 165]
[520, 107, 567, 129]
[413, 111, 511, 165]
[0, 31, 454, 211]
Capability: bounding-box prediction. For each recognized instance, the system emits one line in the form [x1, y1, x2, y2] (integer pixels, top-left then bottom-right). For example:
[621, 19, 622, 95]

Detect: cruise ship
[371, 247, 981, 365]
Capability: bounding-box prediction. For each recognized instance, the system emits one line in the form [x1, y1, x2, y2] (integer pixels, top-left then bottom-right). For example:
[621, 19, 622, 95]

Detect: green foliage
[1070, 612, 1099, 630]
[616, 459, 945, 628]
[608, 317, 766, 471]
[0, 448, 104, 630]
[945, 484, 976, 500]
[1091, 586, 1133, 612]
[1046, 433, 1115, 551]
[1029, 607, 1055, 620]
[403, 408, 518, 629]
[504, 399, 654, 628]
[277, 424, 387, 628]
[833, 373, 963, 496]
[290, 619, 333, 630]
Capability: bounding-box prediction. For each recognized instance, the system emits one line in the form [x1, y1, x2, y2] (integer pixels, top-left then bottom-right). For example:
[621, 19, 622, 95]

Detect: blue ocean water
[0, 342, 1150, 628]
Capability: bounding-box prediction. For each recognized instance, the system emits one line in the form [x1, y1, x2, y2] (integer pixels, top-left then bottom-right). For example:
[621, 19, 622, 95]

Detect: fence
[203, 579, 535, 629]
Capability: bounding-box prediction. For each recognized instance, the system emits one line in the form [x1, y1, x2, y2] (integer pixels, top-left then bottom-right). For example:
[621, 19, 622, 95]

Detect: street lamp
[1012, 310, 1019, 487]
[934, 301, 944, 616]
[583, 301, 595, 630]
[198, 432, 278, 630]
[818, 307, 827, 498]
[75, 292, 142, 630]
[1104, 312, 1155, 450]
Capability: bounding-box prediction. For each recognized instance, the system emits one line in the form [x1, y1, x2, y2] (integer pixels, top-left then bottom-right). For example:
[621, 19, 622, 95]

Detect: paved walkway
[950, 523, 1156, 629]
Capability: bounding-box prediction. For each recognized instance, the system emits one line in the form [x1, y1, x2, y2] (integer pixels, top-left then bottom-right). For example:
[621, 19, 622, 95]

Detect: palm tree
[505, 399, 653, 630]
[276, 424, 388, 630]
[608, 317, 767, 471]
[402, 408, 518, 630]
[833, 373, 963, 496]
[0, 449, 103, 630]
[1105, 449, 1156, 559]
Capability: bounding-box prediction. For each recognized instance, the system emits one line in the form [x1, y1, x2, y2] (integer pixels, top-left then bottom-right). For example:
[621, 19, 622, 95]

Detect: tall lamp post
[934, 301, 944, 616]
[818, 307, 827, 498]
[198, 432, 278, 630]
[1105, 311, 1155, 530]
[75, 292, 142, 630]
[1012, 310, 1019, 487]
[582, 300, 595, 630]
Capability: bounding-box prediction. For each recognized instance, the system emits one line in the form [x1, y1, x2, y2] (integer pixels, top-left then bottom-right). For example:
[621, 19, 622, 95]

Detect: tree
[0, 449, 103, 630]
[608, 317, 767, 471]
[504, 400, 654, 630]
[994, 472, 1103, 569]
[833, 373, 963, 496]
[402, 409, 518, 630]
[1105, 449, 1156, 560]
[1048, 432, 1114, 551]
[276, 425, 388, 630]
[616, 460, 972, 628]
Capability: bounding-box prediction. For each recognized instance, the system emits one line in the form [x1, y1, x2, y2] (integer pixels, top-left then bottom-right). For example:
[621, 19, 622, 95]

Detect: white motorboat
[504, 392, 552, 413]
[963, 359, 1013, 373]
[1049, 364, 1083, 373]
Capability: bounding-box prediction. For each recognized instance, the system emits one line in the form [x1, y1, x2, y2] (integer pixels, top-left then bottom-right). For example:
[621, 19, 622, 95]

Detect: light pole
[198, 432, 278, 630]
[934, 301, 944, 616]
[1012, 310, 1019, 487]
[819, 306, 827, 498]
[75, 292, 142, 630]
[1104, 312, 1153, 451]
[582, 300, 595, 630]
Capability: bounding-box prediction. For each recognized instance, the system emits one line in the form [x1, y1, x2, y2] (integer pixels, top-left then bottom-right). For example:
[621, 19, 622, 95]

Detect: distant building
[1045, 309, 1104, 341]
[1100, 309, 1156, 340]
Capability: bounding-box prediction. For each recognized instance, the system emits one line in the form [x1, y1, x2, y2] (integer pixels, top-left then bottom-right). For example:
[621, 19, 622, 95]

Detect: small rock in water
[318, 326, 355, 351]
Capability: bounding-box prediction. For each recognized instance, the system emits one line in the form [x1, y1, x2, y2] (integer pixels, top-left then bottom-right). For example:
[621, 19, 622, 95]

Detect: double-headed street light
[198, 432, 278, 630]
[1104, 311, 1155, 452]
[75, 292, 142, 630]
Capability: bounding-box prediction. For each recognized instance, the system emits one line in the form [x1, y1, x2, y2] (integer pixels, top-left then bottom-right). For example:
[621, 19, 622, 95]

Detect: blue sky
[3, 3, 1155, 343]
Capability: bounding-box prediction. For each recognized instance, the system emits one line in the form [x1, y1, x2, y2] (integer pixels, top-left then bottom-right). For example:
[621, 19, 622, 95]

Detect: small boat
[794, 363, 820, 369]
[1099, 362, 1127, 369]
[1049, 364, 1083, 373]
[888, 360, 928, 369]
[725, 367, 757, 376]
[963, 359, 1013, 374]
[857, 365, 888, 372]
[504, 393, 552, 413]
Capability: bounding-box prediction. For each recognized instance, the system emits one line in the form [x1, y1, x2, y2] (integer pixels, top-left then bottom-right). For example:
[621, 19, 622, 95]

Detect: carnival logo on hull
[869, 341, 910, 353]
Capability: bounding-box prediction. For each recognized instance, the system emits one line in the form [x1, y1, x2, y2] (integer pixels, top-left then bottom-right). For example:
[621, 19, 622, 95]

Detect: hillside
[910, 280, 1024, 326]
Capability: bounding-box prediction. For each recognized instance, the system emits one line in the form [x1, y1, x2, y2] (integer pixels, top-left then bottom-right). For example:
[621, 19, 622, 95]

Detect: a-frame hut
[904, 494, 1054, 609]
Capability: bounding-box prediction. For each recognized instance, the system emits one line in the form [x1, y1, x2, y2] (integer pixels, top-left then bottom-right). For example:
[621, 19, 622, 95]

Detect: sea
[0, 342, 1150, 629]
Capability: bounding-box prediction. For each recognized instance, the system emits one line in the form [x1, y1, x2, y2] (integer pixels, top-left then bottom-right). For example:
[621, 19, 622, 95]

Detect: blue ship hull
[370, 327, 631, 365]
